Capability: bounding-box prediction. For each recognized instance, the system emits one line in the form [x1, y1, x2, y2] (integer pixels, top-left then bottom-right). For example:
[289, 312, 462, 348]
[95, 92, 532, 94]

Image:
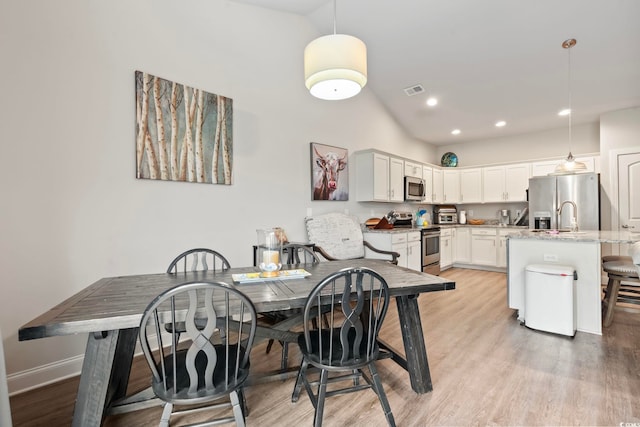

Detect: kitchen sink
[529, 229, 587, 234]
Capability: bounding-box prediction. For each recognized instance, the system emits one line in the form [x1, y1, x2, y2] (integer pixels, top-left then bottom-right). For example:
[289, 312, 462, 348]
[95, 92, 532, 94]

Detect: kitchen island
[507, 230, 640, 335]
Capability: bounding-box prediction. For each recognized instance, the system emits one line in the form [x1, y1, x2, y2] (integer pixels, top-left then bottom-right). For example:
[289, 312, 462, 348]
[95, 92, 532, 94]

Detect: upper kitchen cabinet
[442, 169, 460, 203]
[404, 160, 422, 178]
[459, 168, 482, 203]
[355, 150, 404, 202]
[432, 168, 443, 204]
[422, 165, 434, 203]
[531, 156, 598, 177]
[483, 163, 530, 202]
[389, 157, 404, 202]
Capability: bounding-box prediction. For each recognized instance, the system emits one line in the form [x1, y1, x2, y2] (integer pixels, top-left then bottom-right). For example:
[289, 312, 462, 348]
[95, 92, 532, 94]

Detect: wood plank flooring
[10, 268, 640, 426]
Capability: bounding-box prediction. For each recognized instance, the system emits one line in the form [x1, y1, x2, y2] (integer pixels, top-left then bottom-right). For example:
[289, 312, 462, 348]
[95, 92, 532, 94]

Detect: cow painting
[311, 143, 349, 201]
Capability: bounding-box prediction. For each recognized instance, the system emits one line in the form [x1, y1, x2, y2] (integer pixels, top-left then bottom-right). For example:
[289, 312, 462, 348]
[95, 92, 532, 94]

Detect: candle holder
[257, 228, 283, 277]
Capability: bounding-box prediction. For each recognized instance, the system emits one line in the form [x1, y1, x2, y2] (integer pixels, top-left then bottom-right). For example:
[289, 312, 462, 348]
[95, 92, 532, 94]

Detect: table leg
[395, 294, 433, 394]
[71, 328, 138, 427]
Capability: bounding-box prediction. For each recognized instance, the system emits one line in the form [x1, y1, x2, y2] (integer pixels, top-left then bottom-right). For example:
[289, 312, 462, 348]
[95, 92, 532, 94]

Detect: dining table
[19, 258, 455, 427]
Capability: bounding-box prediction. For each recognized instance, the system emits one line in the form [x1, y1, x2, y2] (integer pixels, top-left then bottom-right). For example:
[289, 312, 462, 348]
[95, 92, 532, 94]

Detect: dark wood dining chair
[263, 243, 321, 370]
[166, 248, 231, 274]
[139, 281, 257, 427]
[166, 248, 232, 341]
[291, 267, 396, 427]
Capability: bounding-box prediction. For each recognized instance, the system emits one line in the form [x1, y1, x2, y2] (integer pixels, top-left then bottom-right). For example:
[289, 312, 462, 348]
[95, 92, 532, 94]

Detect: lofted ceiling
[231, 0, 640, 145]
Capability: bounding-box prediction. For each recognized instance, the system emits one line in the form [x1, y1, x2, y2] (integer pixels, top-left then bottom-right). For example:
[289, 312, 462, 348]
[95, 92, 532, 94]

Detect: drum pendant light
[554, 38, 587, 174]
[304, 0, 367, 100]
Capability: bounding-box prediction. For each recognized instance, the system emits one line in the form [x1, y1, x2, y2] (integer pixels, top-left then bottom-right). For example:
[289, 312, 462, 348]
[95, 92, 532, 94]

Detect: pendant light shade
[304, 34, 367, 100]
[303, 0, 367, 101]
[554, 38, 588, 175]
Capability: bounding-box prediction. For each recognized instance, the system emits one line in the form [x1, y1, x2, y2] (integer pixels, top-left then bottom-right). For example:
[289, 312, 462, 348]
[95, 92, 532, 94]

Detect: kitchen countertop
[507, 229, 640, 244]
[363, 224, 529, 233]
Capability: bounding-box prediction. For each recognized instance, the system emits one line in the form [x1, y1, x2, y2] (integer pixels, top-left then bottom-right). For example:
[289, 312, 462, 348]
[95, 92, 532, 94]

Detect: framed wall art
[135, 71, 233, 184]
[310, 142, 349, 201]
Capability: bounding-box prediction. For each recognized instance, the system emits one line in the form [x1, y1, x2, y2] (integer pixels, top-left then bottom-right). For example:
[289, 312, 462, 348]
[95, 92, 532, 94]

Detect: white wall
[435, 122, 599, 167]
[0, 0, 433, 392]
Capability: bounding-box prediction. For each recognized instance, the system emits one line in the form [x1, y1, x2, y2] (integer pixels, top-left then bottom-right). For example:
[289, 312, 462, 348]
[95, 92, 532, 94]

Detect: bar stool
[601, 243, 640, 327]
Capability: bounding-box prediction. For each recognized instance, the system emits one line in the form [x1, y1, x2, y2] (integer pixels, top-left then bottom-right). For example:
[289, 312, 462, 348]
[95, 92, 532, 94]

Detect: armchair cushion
[305, 213, 365, 260]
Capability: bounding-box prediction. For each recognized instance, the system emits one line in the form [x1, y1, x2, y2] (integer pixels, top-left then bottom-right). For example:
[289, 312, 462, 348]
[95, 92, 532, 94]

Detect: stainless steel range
[421, 227, 441, 275]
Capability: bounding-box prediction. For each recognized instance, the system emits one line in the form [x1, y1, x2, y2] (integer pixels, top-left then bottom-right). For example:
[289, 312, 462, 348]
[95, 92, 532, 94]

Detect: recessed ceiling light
[495, 121, 506, 127]
[558, 108, 571, 116]
[451, 129, 461, 135]
[426, 97, 438, 107]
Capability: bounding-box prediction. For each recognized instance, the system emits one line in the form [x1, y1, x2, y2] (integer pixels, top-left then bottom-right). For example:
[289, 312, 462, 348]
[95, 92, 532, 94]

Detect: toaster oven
[434, 205, 458, 224]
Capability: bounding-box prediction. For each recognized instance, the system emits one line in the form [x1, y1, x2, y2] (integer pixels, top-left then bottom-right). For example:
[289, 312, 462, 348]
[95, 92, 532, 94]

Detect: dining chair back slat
[167, 248, 231, 274]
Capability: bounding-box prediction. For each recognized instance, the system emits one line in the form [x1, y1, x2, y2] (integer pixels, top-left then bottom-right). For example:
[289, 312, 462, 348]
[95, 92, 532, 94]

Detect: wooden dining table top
[19, 259, 455, 341]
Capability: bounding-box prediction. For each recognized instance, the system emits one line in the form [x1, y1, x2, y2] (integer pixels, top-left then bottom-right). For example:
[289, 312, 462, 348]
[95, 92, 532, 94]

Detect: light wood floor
[10, 268, 640, 426]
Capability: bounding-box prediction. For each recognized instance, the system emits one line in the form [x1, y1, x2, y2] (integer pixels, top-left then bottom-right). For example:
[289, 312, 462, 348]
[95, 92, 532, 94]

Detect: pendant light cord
[333, 0, 337, 35]
[567, 40, 573, 155]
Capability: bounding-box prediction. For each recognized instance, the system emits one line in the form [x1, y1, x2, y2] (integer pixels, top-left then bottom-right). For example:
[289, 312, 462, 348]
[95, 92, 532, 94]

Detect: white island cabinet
[507, 229, 640, 336]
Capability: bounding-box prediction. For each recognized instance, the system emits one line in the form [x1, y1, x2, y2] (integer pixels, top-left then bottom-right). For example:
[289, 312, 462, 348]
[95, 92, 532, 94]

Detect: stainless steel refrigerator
[528, 172, 600, 230]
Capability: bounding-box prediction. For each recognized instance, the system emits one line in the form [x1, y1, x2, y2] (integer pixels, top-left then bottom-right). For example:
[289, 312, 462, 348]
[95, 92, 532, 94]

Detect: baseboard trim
[7, 354, 84, 396]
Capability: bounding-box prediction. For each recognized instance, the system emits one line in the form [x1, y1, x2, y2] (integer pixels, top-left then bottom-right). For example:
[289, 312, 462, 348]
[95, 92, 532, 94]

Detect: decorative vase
[257, 228, 283, 277]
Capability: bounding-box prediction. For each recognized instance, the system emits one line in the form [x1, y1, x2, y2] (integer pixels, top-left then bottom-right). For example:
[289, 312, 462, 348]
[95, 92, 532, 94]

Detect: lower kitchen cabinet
[406, 232, 422, 271]
[454, 227, 471, 263]
[440, 228, 453, 269]
[471, 228, 497, 266]
[497, 229, 510, 268]
[363, 231, 421, 271]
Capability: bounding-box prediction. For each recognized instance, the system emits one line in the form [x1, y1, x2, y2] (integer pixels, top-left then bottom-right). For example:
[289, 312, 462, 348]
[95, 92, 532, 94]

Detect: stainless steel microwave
[404, 176, 425, 201]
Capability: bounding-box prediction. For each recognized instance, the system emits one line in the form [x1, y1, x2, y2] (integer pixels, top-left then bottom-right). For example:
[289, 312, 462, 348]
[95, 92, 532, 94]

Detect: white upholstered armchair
[305, 212, 399, 264]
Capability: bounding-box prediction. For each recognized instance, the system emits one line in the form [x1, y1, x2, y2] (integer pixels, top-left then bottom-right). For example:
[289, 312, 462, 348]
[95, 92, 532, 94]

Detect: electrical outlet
[516, 209, 522, 218]
[544, 254, 558, 262]
[306, 208, 312, 217]
[468, 210, 474, 217]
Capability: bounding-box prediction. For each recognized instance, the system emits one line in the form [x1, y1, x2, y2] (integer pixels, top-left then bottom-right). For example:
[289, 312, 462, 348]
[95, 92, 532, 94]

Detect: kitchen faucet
[557, 200, 578, 232]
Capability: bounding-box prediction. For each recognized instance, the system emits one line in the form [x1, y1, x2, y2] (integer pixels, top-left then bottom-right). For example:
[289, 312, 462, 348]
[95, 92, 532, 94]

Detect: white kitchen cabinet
[471, 228, 497, 266]
[363, 231, 421, 271]
[455, 227, 471, 263]
[442, 169, 460, 204]
[407, 232, 422, 271]
[355, 151, 404, 202]
[440, 228, 453, 268]
[483, 163, 530, 202]
[404, 161, 422, 178]
[389, 157, 404, 202]
[459, 168, 482, 203]
[496, 229, 512, 268]
[422, 165, 433, 203]
[432, 168, 444, 204]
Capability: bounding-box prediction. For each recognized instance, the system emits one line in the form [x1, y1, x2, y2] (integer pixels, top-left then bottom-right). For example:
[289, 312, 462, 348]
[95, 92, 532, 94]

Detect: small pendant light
[304, 0, 367, 100]
[554, 38, 588, 175]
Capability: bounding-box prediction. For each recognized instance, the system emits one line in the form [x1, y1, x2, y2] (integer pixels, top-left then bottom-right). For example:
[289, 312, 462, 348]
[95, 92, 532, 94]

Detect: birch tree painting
[135, 71, 233, 184]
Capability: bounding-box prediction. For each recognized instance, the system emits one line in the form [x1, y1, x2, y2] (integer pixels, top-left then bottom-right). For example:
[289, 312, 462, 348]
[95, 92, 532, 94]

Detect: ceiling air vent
[403, 84, 425, 96]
